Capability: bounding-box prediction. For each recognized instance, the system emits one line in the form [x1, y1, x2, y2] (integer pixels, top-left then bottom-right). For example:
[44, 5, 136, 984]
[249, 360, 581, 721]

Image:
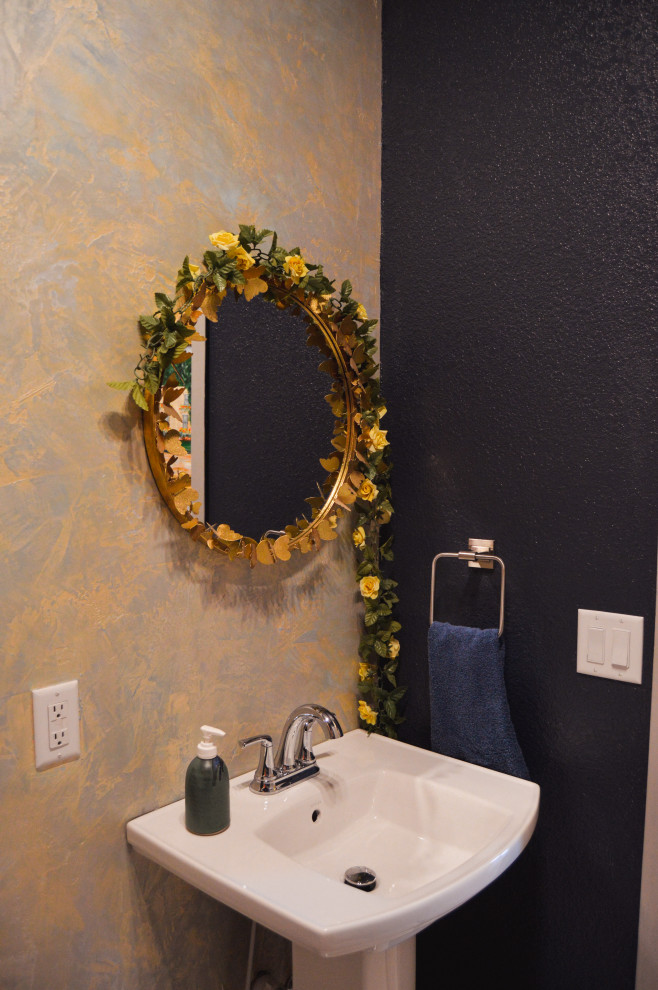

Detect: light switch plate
[577, 609, 643, 684]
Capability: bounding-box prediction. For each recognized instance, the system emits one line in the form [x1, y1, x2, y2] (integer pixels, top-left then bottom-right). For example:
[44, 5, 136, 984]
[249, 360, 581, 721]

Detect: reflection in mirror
[162, 295, 338, 541]
[204, 293, 336, 538]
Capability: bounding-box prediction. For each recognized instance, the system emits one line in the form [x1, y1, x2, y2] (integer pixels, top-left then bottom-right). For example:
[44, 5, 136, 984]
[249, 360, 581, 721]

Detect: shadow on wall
[99, 404, 357, 616]
[129, 850, 253, 989]
[129, 851, 293, 988]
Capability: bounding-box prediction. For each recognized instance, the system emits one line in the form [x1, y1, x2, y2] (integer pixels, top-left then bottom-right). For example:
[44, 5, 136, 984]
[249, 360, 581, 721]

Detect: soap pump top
[197, 724, 225, 759]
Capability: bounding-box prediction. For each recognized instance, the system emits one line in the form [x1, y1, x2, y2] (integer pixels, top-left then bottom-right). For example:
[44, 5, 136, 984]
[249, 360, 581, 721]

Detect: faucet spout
[242, 703, 343, 794]
[275, 703, 343, 772]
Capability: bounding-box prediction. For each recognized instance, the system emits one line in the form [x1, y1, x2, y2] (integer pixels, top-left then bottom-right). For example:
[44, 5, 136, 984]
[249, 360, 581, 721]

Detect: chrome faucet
[239, 703, 343, 794]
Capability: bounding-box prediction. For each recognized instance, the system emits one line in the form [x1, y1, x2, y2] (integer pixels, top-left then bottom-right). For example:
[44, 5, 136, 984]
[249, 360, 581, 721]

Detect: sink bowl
[127, 729, 539, 961]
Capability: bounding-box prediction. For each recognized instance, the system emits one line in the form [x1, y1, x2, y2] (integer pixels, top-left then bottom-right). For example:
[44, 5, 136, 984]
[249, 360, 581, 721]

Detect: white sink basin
[127, 729, 538, 960]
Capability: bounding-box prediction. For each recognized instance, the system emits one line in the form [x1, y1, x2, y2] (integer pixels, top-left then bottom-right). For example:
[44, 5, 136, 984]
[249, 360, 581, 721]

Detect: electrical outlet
[49, 721, 69, 750]
[32, 680, 81, 770]
[48, 701, 68, 722]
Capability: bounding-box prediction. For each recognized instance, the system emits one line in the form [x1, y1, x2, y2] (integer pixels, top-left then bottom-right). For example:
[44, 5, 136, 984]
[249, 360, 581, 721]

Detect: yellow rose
[284, 254, 309, 283]
[358, 662, 375, 682]
[358, 700, 377, 726]
[359, 575, 380, 600]
[352, 526, 366, 550]
[388, 637, 400, 658]
[366, 427, 389, 453]
[377, 405, 387, 420]
[356, 303, 368, 320]
[235, 245, 255, 270]
[209, 230, 239, 252]
[358, 479, 379, 502]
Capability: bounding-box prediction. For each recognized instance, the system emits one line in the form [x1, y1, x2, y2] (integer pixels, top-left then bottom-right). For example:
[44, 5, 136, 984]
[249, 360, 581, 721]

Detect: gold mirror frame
[142, 283, 360, 564]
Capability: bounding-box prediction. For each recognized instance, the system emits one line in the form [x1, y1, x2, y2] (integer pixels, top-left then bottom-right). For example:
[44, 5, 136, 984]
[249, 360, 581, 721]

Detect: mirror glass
[155, 289, 346, 546]
[203, 293, 336, 537]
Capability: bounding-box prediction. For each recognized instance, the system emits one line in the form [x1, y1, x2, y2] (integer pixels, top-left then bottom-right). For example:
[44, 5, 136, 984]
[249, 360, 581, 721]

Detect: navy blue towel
[428, 621, 529, 779]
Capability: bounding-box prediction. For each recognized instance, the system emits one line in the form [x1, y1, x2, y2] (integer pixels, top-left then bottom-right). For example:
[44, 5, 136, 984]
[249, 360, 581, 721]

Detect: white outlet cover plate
[32, 680, 81, 770]
[577, 609, 643, 684]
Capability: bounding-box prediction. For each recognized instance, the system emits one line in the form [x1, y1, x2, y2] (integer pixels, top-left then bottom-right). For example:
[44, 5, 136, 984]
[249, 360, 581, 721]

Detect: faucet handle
[239, 734, 277, 793]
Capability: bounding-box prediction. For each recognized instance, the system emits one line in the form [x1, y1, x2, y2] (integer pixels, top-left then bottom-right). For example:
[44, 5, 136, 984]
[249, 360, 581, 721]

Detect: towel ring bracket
[430, 539, 505, 638]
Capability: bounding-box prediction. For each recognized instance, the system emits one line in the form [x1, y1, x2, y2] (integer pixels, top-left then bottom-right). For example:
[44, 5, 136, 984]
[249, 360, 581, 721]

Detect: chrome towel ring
[430, 539, 506, 638]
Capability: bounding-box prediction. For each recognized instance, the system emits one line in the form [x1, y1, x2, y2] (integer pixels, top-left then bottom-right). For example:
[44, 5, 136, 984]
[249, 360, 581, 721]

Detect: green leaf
[203, 248, 227, 270]
[173, 340, 191, 358]
[380, 534, 394, 554]
[154, 292, 174, 310]
[131, 382, 149, 410]
[144, 360, 161, 393]
[340, 279, 352, 299]
[107, 380, 135, 391]
[238, 224, 257, 246]
[374, 639, 389, 658]
[175, 256, 195, 291]
[139, 314, 161, 334]
[213, 271, 227, 293]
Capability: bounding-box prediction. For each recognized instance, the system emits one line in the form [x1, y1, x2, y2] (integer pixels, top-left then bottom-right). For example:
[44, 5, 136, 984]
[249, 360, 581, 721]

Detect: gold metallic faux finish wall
[0, 2, 381, 987]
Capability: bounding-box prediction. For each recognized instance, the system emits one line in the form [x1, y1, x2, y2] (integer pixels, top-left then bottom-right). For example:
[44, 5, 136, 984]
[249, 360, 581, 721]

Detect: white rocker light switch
[577, 609, 643, 684]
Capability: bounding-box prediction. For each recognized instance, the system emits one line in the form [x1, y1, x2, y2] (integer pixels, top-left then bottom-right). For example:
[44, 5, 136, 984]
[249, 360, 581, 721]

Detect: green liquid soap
[185, 725, 230, 835]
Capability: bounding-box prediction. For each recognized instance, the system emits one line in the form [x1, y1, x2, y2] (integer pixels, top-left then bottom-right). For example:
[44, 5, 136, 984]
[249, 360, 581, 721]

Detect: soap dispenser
[185, 725, 230, 835]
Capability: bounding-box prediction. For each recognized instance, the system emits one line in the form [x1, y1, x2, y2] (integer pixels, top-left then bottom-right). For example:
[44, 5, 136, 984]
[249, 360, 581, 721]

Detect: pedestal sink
[127, 730, 539, 990]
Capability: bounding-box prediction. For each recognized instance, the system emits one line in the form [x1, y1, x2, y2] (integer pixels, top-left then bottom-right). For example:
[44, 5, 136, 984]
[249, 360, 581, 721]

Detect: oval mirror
[135, 229, 381, 565]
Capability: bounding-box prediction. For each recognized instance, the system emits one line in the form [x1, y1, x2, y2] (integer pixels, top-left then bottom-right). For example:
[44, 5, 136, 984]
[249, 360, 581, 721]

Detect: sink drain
[344, 866, 377, 892]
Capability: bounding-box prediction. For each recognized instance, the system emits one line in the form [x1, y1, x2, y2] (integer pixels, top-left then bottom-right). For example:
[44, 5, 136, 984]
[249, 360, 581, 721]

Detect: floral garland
[109, 225, 405, 736]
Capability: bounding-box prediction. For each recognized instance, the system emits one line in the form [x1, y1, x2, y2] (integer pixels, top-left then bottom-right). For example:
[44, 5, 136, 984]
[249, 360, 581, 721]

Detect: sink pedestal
[292, 937, 415, 990]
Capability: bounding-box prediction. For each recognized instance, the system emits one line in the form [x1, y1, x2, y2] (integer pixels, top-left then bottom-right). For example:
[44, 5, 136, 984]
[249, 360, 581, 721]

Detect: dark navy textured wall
[382, 2, 657, 987]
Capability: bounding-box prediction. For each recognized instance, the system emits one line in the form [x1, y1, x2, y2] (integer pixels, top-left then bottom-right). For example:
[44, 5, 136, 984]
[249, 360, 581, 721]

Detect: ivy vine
[109, 225, 405, 736]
